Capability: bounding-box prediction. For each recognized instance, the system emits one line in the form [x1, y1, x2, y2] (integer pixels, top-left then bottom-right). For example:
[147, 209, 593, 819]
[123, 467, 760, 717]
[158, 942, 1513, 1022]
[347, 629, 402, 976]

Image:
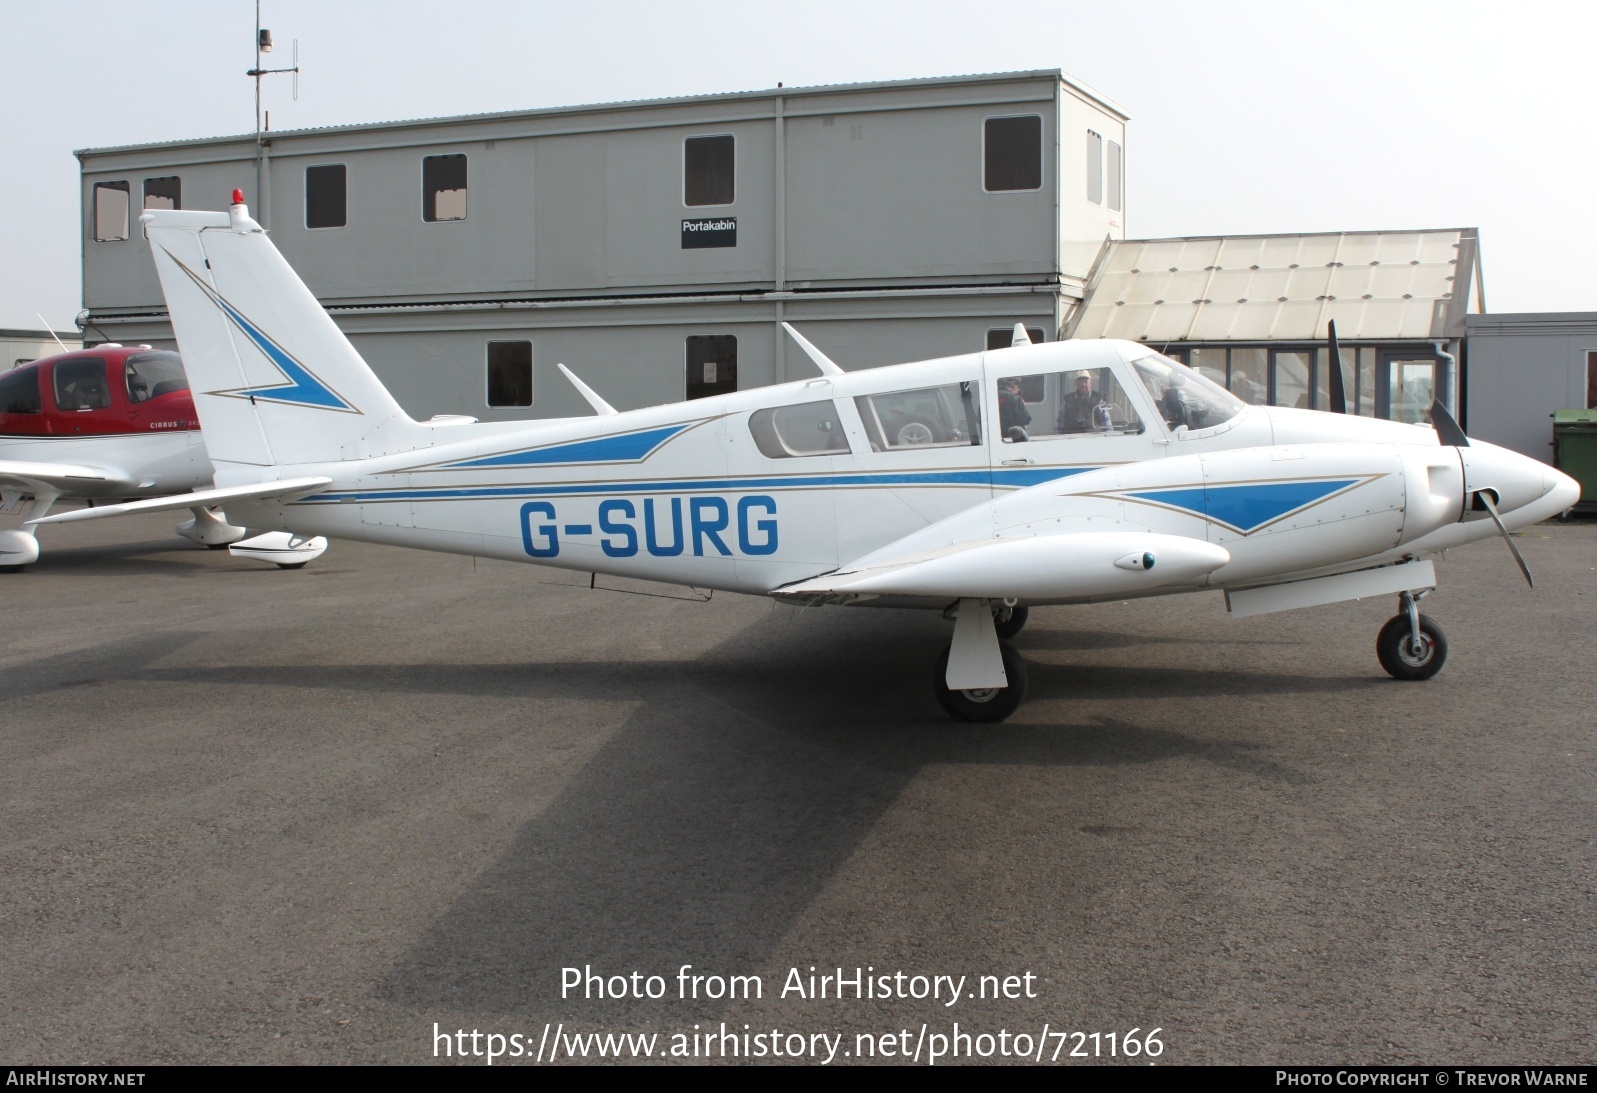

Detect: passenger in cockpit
[1056, 371, 1102, 432]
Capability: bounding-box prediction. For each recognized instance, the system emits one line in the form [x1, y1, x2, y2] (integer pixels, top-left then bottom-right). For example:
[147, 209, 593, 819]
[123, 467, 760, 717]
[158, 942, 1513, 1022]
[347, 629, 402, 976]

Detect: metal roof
[1069, 228, 1481, 343]
[76, 69, 1125, 159]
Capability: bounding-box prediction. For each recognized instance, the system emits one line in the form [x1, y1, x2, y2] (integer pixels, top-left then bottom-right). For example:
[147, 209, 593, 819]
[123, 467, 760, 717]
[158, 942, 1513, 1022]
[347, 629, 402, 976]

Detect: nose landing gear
[1376, 590, 1448, 680]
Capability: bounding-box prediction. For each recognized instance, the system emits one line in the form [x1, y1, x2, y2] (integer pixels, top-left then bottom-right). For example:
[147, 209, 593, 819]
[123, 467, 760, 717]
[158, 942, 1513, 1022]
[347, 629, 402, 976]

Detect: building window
[1587, 350, 1597, 409]
[1086, 130, 1104, 205]
[93, 181, 130, 242]
[985, 327, 1046, 351]
[142, 176, 180, 211]
[984, 115, 1042, 192]
[486, 341, 531, 407]
[423, 154, 468, 222]
[1107, 141, 1123, 213]
[684, 136, 735, 207]
[686, 334, 737, 399]
[306, 164, 347, 229]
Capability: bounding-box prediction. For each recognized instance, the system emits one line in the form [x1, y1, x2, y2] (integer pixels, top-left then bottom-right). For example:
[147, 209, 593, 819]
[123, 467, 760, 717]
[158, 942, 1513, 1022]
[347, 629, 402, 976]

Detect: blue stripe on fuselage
[298, 464, 1094, 505]
[440, 423, 695, 469]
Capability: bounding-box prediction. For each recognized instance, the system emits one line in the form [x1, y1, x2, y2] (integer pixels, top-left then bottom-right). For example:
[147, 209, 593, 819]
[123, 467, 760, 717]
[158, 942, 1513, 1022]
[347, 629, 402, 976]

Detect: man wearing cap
[1055, 370, 1104, 433]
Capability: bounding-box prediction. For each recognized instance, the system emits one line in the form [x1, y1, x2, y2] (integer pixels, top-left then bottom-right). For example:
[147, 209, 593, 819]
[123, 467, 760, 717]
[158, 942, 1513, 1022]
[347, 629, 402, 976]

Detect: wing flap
[26, 476, 333, 526]
[780, 532, 1231, 600]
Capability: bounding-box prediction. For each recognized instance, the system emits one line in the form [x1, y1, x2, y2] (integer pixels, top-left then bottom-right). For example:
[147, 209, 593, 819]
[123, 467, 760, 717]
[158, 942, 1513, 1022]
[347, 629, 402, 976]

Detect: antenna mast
[246, 0, 299, 226]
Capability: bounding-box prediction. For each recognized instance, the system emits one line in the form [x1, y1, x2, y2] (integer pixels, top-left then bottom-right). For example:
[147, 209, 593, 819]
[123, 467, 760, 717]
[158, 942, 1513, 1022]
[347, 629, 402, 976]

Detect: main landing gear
[935, 597, 1028, 722]
[1376, 590, 1448, 681]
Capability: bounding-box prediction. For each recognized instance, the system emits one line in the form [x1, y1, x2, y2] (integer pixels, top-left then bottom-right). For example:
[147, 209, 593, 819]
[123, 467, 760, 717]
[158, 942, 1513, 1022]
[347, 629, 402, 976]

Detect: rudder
[145, 199, 425, 475]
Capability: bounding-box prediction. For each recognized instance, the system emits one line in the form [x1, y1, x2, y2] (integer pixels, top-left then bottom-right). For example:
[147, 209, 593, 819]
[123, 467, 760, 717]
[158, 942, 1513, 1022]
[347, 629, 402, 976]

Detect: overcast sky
[4, 0, 1593, 332]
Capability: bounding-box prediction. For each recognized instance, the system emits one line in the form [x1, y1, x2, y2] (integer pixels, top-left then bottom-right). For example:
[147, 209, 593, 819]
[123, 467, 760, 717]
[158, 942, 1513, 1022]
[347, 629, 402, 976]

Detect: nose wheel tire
[934, 641, 1028, 722]
[1376, 613, 1448, 680]
[993, 604, 1029, 640]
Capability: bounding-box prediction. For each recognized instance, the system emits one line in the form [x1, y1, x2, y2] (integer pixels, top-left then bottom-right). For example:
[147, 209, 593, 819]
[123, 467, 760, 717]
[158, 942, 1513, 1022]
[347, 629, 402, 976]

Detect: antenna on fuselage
[556, 363, 617, 416]
[1011, 323, 1034, 347]
[780, 323, 843, 377]
[36, 314, 69, 353]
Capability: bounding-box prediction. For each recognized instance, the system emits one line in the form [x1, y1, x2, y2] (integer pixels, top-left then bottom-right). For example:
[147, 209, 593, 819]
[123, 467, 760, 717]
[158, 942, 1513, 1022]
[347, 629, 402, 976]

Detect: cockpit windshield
[1129, 353, 1245, 432]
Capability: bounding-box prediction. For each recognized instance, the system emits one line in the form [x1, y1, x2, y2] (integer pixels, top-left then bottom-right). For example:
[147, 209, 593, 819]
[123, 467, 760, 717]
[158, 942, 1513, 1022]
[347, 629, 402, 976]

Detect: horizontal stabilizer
[780, 532, 1230, 600]
[27, 476, 333, 526]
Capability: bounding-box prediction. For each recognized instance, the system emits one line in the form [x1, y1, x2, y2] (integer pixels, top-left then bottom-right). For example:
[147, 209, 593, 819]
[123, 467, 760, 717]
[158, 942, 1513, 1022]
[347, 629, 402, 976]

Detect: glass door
[1377, 351, 1440, 424]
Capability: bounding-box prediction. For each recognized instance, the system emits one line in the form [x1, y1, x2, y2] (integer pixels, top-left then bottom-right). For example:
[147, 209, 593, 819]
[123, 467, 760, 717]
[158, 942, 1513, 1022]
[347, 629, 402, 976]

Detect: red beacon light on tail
[231, 188, 246, 206]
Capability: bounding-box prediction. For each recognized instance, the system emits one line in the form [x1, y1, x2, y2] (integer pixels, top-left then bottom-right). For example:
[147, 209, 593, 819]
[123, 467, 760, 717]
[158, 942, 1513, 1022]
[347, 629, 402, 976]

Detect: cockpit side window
[52, 358, 112, 411]
[0, 367, 42, 414]
[996, 366, 1143, 442]
[123, 350, 189, 404]
[1130, 353, 1245, 432]
[854, 382, 982, 452]
[749, 399, 851, 458]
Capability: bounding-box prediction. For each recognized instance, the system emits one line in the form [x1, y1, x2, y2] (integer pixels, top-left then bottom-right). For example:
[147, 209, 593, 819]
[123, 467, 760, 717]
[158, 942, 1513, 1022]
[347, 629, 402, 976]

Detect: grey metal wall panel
[1466, 313, 1597, 463]
[784, 104, 1057, 283]
[268, 139, 538, 301]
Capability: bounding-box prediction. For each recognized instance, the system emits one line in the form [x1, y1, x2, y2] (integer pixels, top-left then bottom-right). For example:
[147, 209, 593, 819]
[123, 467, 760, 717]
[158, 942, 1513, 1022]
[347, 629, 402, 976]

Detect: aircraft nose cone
[1545, 465, 1581, 514]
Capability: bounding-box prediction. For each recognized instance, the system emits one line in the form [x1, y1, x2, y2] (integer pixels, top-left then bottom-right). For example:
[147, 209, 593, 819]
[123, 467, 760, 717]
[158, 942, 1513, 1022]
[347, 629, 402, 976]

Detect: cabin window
[854, 382, 982, 451]
[984, 115, 1042, 192]
[1107, 140, 1123, 212]
[53, 358, 112, 411]
[684, 136, 735, 207]
[486, 341, 532, 407]
[686, 335, 737, 400]
[1086, 130, 1103, 204]
[996, 367, 1143, 443]
[748, 400, 850, 459]
[0, 367, 42, 414]
[306, 164, 347, 229]
[93, 181, 130, 242]
[142, 176, 180, 211]
[123, 351, 189, 404]
[423, 154, 468, 222]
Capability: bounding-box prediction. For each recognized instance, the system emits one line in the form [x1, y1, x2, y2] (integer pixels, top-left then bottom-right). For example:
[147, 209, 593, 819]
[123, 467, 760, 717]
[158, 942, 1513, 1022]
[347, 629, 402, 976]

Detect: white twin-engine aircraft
[37, 195, 1578, 721]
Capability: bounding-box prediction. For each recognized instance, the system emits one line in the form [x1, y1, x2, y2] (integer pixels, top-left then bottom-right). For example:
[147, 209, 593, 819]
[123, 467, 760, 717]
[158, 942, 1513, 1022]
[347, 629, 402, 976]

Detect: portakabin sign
[682, 217, 737, 249]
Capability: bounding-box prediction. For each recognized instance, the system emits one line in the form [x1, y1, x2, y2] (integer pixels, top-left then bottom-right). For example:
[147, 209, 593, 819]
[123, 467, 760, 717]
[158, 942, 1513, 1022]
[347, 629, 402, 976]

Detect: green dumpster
[1552, 408, 1597, 514]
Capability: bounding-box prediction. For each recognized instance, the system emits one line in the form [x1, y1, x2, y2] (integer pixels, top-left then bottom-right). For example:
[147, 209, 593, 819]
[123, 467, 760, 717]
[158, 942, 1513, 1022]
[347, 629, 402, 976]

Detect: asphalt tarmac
[2, 513, 1593, 1065]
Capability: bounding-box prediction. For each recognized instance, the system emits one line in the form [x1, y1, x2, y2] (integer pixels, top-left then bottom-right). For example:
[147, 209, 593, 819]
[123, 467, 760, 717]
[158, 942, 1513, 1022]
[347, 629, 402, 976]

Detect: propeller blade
[1477, 491, 1534, 588]
[1325, 320, 1347, 414]
[1428, 398, 1470, 448]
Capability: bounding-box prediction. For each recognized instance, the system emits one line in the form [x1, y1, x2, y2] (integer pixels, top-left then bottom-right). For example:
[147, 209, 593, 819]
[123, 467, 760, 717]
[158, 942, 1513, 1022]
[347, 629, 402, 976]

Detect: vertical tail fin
[144, 199, 425, 475]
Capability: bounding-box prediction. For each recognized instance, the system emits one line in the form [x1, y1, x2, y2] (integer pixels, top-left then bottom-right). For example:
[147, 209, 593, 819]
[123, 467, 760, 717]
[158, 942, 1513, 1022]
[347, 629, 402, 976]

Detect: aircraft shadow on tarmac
[4, 610, 1348, 1021]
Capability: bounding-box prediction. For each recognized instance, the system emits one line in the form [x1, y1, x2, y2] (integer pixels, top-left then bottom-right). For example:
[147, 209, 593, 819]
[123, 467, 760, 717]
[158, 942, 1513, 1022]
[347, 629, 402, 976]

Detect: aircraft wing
[26, 476, 333, 526]
[778, 531, 1230, 601]
[0, 460, 133, 496]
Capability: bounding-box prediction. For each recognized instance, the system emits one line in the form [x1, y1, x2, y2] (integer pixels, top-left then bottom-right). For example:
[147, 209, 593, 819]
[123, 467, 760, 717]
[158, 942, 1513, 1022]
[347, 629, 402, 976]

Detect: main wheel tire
[276, 561, 309, 570]
[206, 543, 230, 550]
[994, 604, 1029, 640]
[934, 641, 1028, 723]
[1376, 613, 1448, 680]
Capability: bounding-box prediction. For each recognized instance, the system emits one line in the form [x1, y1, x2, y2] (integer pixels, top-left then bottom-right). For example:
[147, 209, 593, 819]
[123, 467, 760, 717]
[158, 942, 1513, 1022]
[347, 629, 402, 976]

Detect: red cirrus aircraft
[0, 344, 325, 570]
